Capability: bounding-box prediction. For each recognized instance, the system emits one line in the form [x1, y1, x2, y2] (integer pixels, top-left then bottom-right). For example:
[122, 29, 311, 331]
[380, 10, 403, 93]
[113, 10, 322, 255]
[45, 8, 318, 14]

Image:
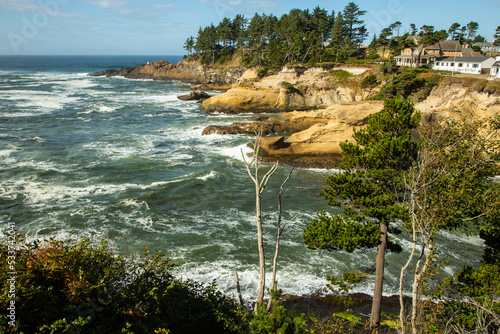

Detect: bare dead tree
[242, 135, 278, 310]
[241, 134, 297, 312]
[268, 167, 297, 312]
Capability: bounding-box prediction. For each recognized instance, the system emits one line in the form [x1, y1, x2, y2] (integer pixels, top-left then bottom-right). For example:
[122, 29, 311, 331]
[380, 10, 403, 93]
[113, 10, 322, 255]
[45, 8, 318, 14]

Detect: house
[490, 57, 500, 78]
[473, 42, 500, 54]
[433, 57, 496, 74]
[395, 40, 463, 67]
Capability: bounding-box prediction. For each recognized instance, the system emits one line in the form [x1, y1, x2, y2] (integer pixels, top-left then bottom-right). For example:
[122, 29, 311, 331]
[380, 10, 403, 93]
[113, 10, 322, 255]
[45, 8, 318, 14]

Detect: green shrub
[0, 238, 244, 334]
[249, 289, 308, 334]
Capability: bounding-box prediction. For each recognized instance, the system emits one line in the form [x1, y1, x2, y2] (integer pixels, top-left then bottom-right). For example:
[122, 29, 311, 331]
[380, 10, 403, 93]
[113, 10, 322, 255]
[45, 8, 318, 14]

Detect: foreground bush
[0, 237, 244, 334]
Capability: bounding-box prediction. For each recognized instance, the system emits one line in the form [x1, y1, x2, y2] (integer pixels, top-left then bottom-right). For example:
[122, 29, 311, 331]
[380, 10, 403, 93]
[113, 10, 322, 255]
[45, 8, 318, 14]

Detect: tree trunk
[411, 241, 433, 334]
[370, 223, 388, 331]
[255, 185, 266, 310]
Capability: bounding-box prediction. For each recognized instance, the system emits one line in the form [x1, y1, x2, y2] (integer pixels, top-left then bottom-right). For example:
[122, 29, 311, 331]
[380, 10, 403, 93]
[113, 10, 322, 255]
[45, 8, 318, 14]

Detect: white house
[433, 57, 496, 74]
[490, 57, 500, 78]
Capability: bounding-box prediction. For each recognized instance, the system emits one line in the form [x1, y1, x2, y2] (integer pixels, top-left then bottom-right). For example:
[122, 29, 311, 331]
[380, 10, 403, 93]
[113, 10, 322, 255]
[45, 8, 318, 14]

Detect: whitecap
[197, 170, 217, 181]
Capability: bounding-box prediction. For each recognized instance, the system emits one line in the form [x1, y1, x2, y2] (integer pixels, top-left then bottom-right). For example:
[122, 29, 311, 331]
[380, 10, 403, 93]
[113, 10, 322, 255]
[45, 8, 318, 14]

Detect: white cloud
[83, 0, 132, 14]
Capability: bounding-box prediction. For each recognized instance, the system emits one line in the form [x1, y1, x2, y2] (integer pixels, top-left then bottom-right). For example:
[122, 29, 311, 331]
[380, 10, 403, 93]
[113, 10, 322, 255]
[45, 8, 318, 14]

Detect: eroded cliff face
[90, 60, 247, 85]
[201, 69, 499, 168]
[415, 78, 500, 121]
[200, 65, 372, 114]
[92, 60, 499, 168]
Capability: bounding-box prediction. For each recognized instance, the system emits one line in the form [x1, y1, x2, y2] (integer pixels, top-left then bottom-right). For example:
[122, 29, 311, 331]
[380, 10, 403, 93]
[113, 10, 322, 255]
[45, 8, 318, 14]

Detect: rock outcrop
[415, 77, 500, 121]
[177, 91, 211, 102]
[254, 101, 384, 168]
[200, 65, 373, 114]
[90, 60, 247, 86]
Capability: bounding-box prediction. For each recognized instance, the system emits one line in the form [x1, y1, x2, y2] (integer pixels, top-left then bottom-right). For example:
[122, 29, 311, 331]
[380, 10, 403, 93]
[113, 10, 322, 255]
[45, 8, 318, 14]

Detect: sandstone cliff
[200, 65, 373, 114]
[202, 70, 499, 168]
[415, 77, 500, 121]
[90, 60, 247, 85]
[92, 59, 499, 168]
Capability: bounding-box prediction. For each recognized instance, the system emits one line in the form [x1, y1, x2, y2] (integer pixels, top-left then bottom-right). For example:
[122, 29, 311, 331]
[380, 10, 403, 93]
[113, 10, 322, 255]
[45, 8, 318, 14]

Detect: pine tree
[330, 12, 345, 61]
[494, 26, 500, 46]
[342, 2, 367, 45]
[304, 96, 420, 330]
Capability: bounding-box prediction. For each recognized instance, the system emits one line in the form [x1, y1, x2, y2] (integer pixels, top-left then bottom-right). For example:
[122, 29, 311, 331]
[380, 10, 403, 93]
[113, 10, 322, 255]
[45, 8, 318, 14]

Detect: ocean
[0, 55, 485, 300]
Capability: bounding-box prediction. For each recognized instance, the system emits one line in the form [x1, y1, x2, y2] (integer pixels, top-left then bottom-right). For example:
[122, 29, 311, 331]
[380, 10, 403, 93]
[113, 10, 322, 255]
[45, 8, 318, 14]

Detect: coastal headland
[91, 60, 500, 168]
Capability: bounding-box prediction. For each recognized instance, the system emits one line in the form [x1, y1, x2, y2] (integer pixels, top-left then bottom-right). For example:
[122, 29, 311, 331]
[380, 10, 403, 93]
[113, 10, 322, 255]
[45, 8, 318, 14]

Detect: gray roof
[462, 48, 482, 57]
[426, 40, 461, 51]
[473, 42, 493, 47]
[435, 56, 493, 63]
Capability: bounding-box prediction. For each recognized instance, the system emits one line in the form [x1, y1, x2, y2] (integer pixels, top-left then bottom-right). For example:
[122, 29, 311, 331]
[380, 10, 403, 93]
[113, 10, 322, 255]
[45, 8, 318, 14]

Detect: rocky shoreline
[90, 60, 500, 169]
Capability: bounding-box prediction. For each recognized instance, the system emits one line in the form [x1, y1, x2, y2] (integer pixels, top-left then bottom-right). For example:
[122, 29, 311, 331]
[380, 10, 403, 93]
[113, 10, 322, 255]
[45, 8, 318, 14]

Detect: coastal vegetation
[184, 2, 497, 70]
[3, 4, 500, 334]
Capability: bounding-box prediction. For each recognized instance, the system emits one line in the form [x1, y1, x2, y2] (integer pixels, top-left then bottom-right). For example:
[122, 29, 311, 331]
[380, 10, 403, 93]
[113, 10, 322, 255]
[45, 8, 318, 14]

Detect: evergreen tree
[304, 97, 421, 330]
[217, 17, 233, 48]
[342, 2, 367, 45]
[330, 12, 346, 61]
[494, 26, 500, 46]
[183, 36, 195, 56]
[448, 22, 461, 40]
[378, 27, 393, 58]
[246, 13, 265, 64]
[390, 21, 402, 37]
[409, 23, 417, 36]
[232, 14, 248, 57]
[368, 33, 379, 58]
[311, 6, 332, 49]
[465, 21, 479, 42]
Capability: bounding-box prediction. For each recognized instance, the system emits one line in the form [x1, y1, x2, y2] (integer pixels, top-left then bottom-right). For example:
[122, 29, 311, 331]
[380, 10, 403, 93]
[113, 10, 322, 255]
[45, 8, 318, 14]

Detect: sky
[0, 0, 498, 55]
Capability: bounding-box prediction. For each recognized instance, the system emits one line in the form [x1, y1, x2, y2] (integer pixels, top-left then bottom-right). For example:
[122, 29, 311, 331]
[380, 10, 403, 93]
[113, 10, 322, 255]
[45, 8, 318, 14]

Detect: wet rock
[177, 91, 211, 101]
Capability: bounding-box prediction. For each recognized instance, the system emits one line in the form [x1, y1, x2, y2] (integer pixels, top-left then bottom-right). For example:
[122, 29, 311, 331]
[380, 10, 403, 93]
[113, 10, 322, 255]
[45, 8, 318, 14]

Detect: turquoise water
[0, 56, 484, 300]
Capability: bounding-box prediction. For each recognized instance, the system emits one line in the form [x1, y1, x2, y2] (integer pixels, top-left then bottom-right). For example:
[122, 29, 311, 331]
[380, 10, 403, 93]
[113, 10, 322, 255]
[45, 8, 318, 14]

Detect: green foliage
[380, 57, 398, 74]
[424, 262, 500, 333]
[375, 68, 441, 101]
[360, 74, 378, 89]
[190, 3, 371, 67]
[311, 312, 366, 333]
[304, 212, 380, 252]
[328, 69, 355, 85]
[326, 271, 367, 306]
[305, 96, 420, 251]
[0, 238, 244, 334]
[378, 69, 425, 99]
[249, 289, 309, 334]
[403, 115, 500, 333]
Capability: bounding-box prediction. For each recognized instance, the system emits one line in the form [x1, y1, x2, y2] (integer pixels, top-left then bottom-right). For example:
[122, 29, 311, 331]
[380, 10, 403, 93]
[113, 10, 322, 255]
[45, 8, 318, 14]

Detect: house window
[450, 63, 454, 66]
[458, 63, 463, 67]
[435, 62, 440, 66]
[472, 64, 479, 68]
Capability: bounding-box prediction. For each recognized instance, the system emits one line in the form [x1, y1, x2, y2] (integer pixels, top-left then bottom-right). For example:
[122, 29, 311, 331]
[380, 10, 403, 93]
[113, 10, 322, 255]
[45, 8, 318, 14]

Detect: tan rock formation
[90, 60, 247, 85]
[416, 80, 500, 121]
[201, 87, 286, 114]
[256, 101, 385, 167]
[200, 65, 375, 114]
